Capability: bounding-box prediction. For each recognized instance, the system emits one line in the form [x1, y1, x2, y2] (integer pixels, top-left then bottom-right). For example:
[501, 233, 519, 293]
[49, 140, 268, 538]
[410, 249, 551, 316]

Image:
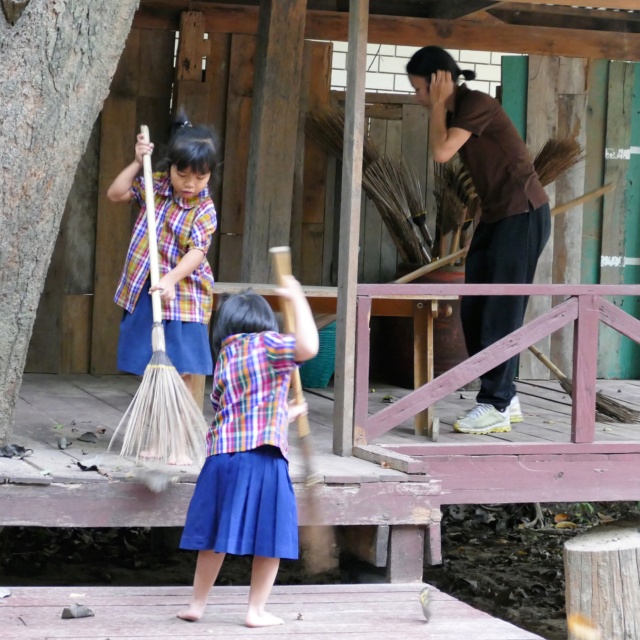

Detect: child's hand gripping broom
[109, 125, 208, 468]
[270, 246, 337, 574]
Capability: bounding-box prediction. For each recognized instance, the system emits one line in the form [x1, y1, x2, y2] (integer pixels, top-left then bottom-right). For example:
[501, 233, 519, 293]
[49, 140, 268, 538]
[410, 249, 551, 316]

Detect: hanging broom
[109, 125, 209, 467]
[270, 246, 337, 575]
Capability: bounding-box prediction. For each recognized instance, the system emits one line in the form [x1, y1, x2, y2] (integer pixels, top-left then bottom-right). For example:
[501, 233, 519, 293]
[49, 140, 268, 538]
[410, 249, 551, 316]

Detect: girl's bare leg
[178, 550, 226, 622]
[245, 556, 283, 628]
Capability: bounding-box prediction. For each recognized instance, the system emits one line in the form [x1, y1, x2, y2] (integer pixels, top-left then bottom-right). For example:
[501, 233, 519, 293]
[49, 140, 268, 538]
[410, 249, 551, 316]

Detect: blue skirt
[180, 446, 299, 560]
[117, 280, 213, 376]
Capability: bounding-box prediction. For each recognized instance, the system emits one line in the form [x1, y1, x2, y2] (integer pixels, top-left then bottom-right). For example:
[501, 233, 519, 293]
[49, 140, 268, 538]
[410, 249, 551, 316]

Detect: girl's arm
[428, 71, 471, 163]
[106, 134, 154, 203]
[150, 248, 205, 301]
[278, 276, 319, 362]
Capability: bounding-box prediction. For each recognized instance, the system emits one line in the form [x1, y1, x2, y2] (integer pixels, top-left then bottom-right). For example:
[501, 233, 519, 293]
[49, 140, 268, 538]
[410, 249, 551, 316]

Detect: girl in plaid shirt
[107, 115, 218, 463]
[178, 277, 318, 627]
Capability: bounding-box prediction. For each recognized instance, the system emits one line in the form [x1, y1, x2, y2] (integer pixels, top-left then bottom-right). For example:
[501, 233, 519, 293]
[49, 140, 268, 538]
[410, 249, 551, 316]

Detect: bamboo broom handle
[269, 247, 311, 440]
[551, 184, 613, 218]
[528, 344, 570, 384]
[394, 246, 469, 284]
[140, 125, 162, 326]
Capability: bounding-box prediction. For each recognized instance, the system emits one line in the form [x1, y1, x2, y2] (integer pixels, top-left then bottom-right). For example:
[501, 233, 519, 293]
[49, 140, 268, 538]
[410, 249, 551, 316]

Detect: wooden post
[564, 519, 640, 639]
[353, 295, 372, 446]
[386, 526, 425, 583]
[333, 0, 369, 456]
[571, 294, 598, 443]
[241, 0, 307, 283]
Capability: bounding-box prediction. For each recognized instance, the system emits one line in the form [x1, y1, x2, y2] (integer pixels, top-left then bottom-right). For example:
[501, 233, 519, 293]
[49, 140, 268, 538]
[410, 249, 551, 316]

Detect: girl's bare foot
[177, 602, 206, 622]
[245, 611, 284, 628]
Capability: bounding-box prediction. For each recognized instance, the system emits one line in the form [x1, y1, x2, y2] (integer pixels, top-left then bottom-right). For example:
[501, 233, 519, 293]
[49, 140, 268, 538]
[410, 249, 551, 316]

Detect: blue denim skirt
[117, 280, 213, 376]
[180, 446, 299, 560]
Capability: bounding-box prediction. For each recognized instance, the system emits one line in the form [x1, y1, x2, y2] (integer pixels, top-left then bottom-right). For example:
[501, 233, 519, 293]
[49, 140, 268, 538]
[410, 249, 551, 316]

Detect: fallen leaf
[297, 613, 304, 620]
[556, 521, 578, 529]
[554, 513, 570, 523]
[380, 461, 390, 468]
[96, 427, 107, 435]
[61, 603, 94, 619]
[76, 457, 102, 472]
[58, 437, 71, 450]
[381, 395, 395, 404]
[53, 424, 65, 430]
[77, 432, 98, 443]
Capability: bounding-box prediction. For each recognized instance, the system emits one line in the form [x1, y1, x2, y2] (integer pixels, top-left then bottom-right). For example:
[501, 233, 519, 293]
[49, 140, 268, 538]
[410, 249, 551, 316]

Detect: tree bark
[564, 519, 640, 639]
[0, 0, 139, 442]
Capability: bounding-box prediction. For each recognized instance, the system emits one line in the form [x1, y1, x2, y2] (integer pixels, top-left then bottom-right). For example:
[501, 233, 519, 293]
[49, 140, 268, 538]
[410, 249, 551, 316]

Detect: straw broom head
[109, 349, 209, 467]
[305, 105, 380, 167]
[534, 137, 585, 188]
[363, 155, 431, 265]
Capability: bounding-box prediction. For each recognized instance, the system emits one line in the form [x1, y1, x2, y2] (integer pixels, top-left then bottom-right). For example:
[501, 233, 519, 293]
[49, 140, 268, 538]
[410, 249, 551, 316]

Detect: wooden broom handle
[269, 247, 311, 439]
[528, 344, 570, 383]
[140, 125, 162, 325]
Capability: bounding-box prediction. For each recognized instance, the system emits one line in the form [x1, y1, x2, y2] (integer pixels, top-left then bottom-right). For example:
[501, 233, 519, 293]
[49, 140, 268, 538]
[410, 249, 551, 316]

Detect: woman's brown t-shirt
[449, 84, 548, 223]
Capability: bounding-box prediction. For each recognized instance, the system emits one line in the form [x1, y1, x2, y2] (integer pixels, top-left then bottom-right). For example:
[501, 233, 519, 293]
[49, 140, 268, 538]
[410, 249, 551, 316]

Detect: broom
[109, 125, 209, 467]
[269, 246, 337, 575]
[528, 345, 640, 424]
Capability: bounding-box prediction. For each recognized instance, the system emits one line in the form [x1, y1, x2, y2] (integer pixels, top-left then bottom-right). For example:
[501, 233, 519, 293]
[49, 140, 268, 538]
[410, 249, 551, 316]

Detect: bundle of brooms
[306, 105, 432, 266]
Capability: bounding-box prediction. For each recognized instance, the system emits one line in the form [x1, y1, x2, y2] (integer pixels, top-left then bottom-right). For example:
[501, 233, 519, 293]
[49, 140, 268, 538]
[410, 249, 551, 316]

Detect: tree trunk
[564, 519, 640, 639]
[0, 0, 139, 442]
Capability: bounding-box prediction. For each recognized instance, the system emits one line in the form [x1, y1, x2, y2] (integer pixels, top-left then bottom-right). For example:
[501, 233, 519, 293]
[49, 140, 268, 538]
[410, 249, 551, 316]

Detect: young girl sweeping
[177, 278, 318, 627]
[107, 115, 219, 463]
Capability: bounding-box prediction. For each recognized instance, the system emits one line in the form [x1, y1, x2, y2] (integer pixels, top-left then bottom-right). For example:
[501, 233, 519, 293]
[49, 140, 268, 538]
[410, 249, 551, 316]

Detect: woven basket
[299, 322, 336, 388]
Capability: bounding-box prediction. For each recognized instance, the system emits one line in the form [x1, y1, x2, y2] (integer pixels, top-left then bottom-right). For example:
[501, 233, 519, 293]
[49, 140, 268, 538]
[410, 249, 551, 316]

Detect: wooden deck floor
[0, 584, 543, 639]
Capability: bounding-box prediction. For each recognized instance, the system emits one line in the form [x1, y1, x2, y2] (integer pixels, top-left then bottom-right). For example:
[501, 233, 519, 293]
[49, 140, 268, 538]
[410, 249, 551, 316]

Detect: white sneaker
[509, 395, 523, 423]
[454, 403, 511, 434]
[458, 395, 523, 423]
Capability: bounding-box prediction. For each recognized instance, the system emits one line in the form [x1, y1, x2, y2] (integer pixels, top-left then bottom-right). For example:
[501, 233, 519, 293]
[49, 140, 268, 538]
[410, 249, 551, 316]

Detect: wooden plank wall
[329, 92, 431, 286]
[91, 27, 175, 374]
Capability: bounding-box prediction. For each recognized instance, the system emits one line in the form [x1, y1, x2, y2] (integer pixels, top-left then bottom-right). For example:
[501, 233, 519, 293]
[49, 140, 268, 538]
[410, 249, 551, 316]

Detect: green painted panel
[500, 56, 527, 140]
[581, 60, 608, 286]
[619, 62, 640, 378]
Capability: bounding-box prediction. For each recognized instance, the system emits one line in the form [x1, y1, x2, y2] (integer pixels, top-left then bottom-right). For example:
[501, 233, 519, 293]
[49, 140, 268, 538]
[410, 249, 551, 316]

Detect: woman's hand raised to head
[429, 70, 455, 108]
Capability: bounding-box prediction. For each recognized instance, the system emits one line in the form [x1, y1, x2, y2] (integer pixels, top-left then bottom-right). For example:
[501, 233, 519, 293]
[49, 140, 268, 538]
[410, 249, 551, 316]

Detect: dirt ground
[1, 502, 638, 639]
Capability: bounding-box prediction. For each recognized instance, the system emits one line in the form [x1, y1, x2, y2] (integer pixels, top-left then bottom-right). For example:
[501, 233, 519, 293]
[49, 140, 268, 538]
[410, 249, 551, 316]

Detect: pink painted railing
[354, 284, 640, 454]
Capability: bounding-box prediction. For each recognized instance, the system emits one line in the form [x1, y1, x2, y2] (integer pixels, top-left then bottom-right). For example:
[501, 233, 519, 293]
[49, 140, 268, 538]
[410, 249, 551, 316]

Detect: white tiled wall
[331, 42, 511, 97]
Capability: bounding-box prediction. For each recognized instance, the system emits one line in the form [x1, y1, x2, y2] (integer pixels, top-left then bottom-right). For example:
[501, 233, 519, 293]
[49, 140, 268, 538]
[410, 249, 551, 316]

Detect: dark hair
[210, 289, 280, 360]
[157, 111, 220, 176]
[406, 46, 476, 83]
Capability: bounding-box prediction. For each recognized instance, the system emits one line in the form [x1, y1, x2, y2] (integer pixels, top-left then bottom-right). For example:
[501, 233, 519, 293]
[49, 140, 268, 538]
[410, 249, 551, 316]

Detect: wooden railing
[354, 284, 640, 454]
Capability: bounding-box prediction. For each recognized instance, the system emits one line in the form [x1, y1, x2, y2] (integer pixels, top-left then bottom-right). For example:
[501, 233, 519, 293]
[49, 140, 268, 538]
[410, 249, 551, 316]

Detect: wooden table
[212, 284, 457, 440]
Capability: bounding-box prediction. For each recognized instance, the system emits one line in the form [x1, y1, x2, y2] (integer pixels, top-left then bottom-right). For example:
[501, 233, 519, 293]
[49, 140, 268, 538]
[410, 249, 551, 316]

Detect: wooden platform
[0, 584, 543, 639]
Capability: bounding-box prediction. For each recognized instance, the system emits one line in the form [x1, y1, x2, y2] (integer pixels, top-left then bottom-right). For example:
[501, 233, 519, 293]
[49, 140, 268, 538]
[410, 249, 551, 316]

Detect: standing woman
[406, 46, 550, 435]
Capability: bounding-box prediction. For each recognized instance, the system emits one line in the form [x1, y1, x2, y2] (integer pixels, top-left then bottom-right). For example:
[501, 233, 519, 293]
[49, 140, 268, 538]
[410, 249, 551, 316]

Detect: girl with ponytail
[407, 46, 551, 436]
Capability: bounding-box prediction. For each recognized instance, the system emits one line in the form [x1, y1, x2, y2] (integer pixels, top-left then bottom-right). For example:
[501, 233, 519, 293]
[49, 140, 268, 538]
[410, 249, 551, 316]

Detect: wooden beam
[522, 0, 639, 8]
[490, 2, 640, 33]
[241, 0, 307, 283]
[333, 0, 368, 457]
[133, 4, 640, 61]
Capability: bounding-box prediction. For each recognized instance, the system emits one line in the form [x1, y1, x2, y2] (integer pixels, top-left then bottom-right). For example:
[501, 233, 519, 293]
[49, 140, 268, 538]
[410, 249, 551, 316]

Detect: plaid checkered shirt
[206, 332, 297, 460]
[114, 171, 217, 323]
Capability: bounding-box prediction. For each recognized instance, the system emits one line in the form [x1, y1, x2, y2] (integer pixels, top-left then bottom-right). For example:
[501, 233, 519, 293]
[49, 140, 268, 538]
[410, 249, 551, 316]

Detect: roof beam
[134, 3, 640, 61]
[490, 2, 640, 33]
[520, 0, 639, 9]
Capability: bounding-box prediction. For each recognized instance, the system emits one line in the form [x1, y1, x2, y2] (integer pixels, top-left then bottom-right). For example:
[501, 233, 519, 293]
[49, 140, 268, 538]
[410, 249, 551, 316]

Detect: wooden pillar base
[338, 525, 389, 568]
[564, 519, 640, 639]
[425, 522, 442, 566]
[386, 525, 424, 583]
